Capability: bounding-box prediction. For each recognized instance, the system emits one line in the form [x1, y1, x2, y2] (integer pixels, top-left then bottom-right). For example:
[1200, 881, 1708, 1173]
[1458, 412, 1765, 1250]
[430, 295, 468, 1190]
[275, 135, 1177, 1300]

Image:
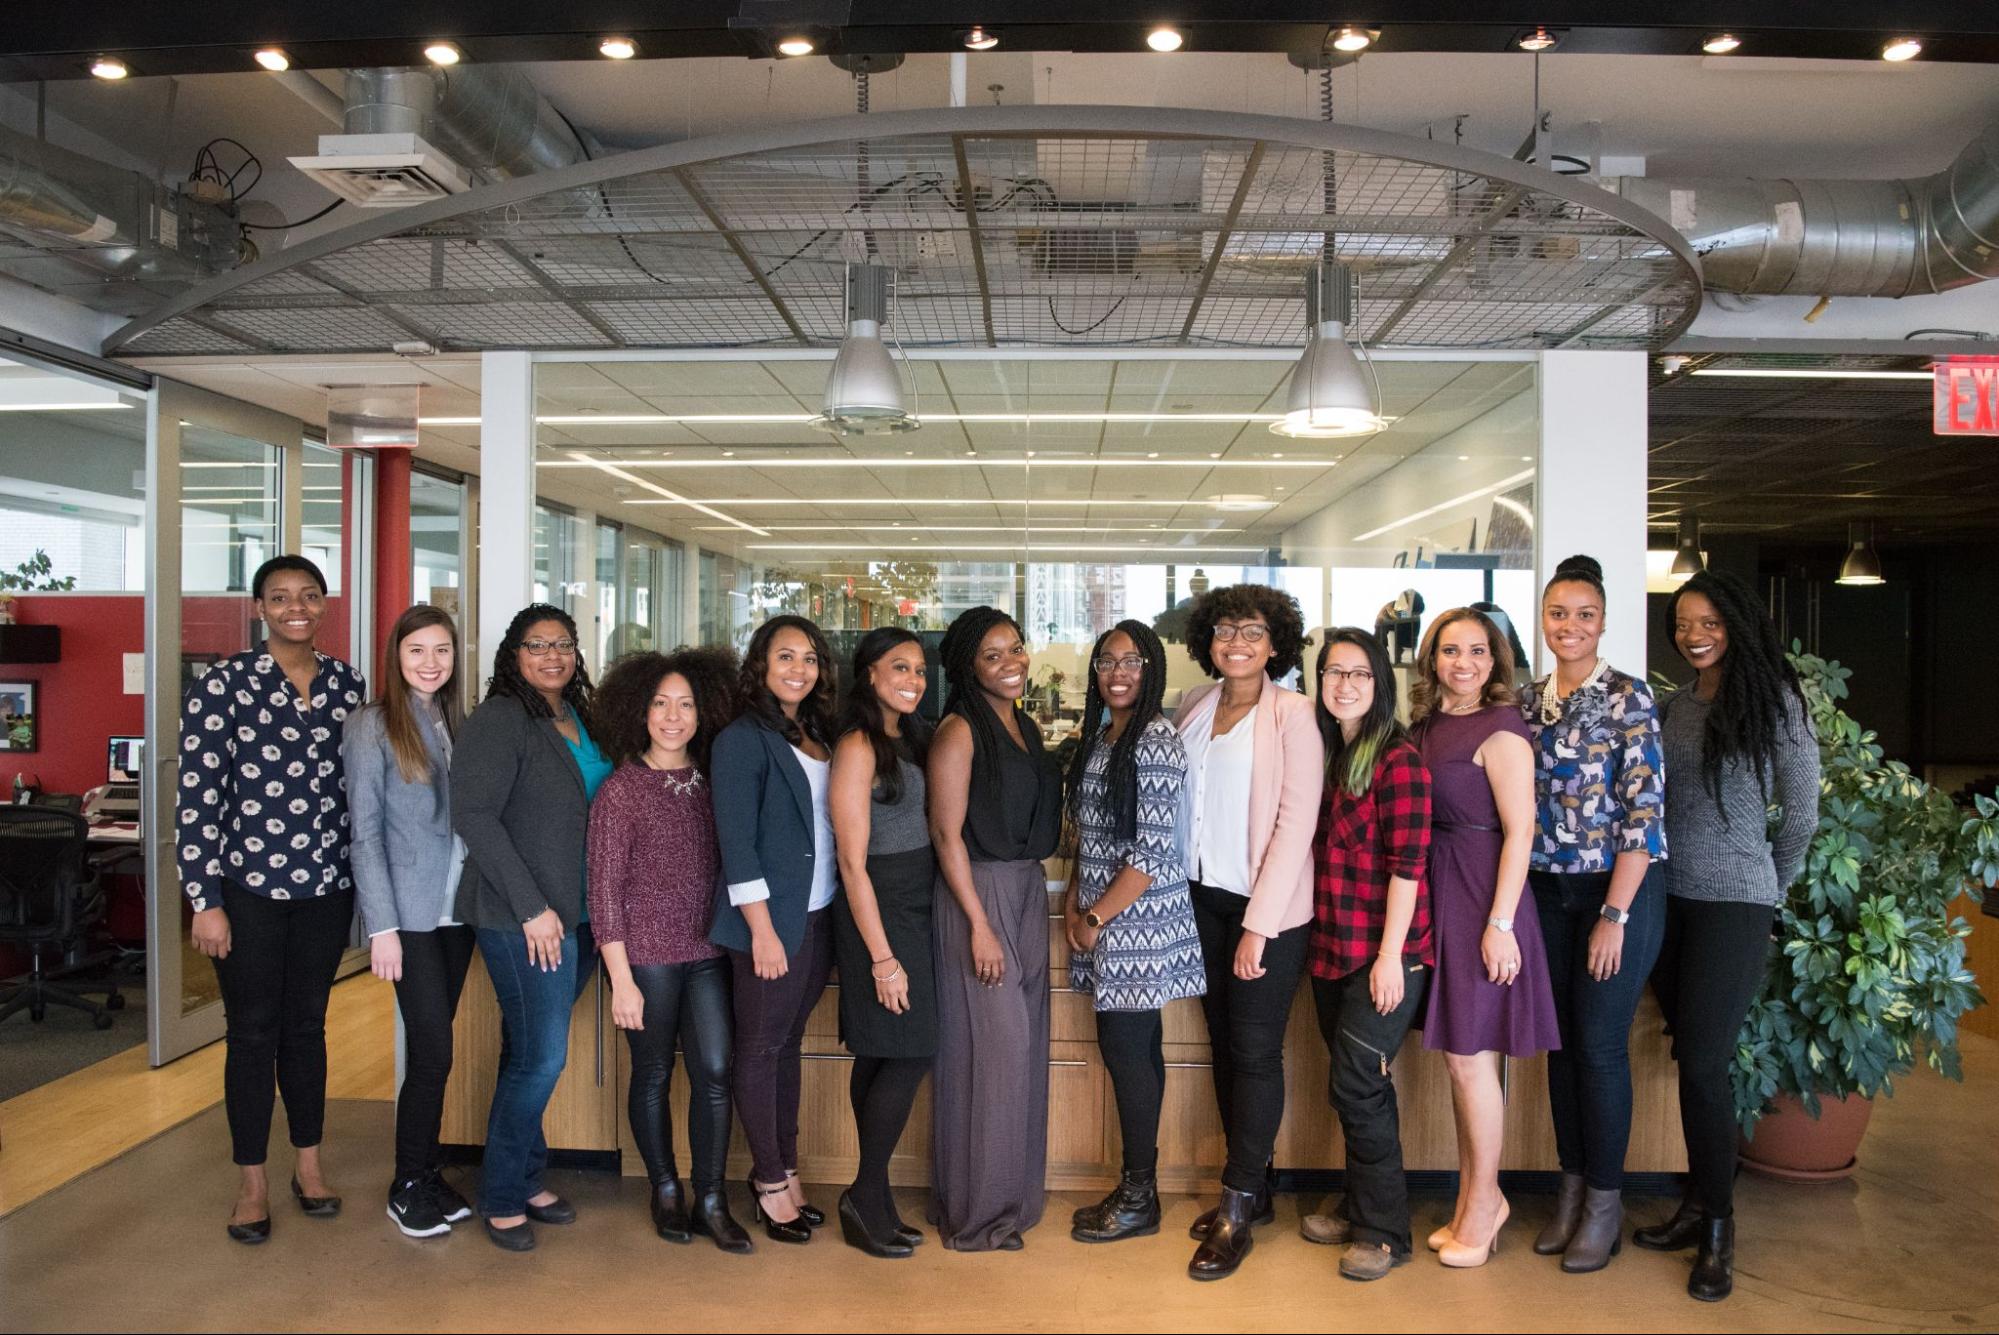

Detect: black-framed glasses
[1211, 623, 1269, 643]
[1093, 654, 1148, 674]
[1320, 667, 1375, 685]
[522, 638, 578, 657]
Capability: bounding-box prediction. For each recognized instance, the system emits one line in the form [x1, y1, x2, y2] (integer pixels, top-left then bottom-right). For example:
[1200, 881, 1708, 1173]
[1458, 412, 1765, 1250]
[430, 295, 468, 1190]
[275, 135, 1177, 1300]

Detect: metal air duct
[343, 66, 587, 181]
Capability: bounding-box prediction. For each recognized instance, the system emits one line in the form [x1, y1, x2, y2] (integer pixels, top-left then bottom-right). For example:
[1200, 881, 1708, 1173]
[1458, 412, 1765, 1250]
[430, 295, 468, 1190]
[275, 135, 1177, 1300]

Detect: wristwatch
[1084, 910, 1106, 930]
[1486, 916, 1514, 932]
[1598, 903, 1631, 926]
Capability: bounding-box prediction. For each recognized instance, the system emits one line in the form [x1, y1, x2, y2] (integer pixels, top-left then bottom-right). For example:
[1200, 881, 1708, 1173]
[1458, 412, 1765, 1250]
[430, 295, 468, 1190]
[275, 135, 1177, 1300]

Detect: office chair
[0, 806, 121, 1028]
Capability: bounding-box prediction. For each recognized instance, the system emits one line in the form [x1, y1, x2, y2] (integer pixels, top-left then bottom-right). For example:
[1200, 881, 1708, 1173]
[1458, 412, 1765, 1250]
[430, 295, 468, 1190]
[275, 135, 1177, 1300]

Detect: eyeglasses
[1211, 624, 1269, 643]
[1320, 667, 1375, 685]
[522, 638, 578, 657]
[1093, 655, 1148, 674]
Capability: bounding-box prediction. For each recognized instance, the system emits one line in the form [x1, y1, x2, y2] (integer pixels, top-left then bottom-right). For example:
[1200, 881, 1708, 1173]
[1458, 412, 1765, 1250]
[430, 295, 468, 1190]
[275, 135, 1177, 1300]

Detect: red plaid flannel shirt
[1308, 738, 1434, 981]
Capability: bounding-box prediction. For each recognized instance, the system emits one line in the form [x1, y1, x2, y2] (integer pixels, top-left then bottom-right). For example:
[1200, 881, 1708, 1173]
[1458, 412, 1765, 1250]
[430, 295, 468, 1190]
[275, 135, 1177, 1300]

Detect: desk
[85, 821, 141, 847]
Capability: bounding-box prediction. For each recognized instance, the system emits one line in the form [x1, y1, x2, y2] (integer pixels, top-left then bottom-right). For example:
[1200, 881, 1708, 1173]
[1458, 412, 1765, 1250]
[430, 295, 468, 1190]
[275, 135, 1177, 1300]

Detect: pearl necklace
[1539, 657, 1610, 726]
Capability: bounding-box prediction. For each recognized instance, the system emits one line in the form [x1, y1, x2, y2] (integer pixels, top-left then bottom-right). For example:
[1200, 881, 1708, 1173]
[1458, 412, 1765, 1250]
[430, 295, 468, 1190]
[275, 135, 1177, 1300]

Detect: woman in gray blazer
[450, 603, 614, 1252]
[343, 605, 472, 1242]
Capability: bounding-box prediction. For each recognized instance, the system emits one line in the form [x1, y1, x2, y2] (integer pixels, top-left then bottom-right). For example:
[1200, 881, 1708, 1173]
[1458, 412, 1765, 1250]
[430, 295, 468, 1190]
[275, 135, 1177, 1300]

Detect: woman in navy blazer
[710, 614, 840, 1243]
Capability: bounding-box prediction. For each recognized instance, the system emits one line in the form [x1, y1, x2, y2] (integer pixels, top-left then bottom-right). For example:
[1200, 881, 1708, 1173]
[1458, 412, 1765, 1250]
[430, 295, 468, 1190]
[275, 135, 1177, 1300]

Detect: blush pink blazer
[1174, 680, 1327, 939]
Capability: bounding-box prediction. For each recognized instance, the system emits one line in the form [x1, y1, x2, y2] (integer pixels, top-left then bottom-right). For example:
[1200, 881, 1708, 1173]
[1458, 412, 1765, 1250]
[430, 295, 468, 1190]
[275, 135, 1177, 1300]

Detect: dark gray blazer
[450, 694, 592, 933]
[343, 703, 458, 936]
[707, 714, 826, 955]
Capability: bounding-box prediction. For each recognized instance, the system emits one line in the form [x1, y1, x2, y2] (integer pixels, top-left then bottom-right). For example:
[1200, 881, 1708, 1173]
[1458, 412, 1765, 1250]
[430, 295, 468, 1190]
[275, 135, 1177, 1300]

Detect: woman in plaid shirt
[1296, 628, 1433, 1282]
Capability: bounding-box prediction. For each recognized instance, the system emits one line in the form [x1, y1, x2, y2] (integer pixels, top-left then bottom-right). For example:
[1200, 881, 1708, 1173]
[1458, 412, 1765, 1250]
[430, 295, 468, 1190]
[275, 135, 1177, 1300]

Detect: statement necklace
[645, 754, 703, 795]
[1540, 657, 1610, 726]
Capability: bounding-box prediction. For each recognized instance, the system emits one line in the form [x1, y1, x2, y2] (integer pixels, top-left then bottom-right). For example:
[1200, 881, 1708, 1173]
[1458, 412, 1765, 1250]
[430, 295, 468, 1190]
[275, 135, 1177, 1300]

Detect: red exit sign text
[1935, 358, 1999, 436]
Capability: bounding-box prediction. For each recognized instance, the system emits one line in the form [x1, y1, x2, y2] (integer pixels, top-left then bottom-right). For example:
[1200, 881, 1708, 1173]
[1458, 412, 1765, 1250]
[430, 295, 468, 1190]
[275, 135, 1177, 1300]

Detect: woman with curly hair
[708, 615, 840, 1244]
[928, 606, 1061, 1251]
[1639, 570, 1817, 1302]
[1174, 583, 1324, 1281]
[588, 647, 751, 1253]
[450, 603, 609, 1251]
[1408, 607, 1558, 1270]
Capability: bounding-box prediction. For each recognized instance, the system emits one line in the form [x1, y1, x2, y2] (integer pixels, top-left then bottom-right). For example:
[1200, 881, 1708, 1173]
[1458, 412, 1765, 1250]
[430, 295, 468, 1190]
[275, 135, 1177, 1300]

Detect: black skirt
[834, 845, 940, 1059]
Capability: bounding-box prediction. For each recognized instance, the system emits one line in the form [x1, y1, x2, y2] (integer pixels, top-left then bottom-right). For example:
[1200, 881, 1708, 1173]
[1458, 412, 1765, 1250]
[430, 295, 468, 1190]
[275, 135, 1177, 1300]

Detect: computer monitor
[108, 736, 144, 784]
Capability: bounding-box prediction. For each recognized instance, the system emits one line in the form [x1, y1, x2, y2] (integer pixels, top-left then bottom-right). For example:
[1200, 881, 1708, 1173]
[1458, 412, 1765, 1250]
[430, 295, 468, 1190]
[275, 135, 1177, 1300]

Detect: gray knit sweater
[1659, 688, 1821, 906]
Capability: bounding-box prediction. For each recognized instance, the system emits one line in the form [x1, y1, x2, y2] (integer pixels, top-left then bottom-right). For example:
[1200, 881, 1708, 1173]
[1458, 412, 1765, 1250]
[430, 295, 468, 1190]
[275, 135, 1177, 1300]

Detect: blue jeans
[1533, 867, 1665, 1191]
[475, 923, 596, 1219]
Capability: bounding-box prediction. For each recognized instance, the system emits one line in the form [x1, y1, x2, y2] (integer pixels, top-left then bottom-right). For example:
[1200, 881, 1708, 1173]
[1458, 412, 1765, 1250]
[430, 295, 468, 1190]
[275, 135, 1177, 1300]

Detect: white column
[1537, 350, 1648, 672]
[681, 543, 702, 648]
[479, 351, 535, 684]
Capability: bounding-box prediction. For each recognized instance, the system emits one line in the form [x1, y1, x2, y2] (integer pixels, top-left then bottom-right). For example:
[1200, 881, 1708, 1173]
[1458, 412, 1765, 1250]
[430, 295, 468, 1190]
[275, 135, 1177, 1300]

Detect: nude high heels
[1438, 1197, 1509, 1269]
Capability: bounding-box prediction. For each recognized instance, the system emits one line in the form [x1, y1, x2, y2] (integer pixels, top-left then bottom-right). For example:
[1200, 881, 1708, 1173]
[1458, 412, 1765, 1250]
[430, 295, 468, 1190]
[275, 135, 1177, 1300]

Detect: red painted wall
[1, 596, 143, 800]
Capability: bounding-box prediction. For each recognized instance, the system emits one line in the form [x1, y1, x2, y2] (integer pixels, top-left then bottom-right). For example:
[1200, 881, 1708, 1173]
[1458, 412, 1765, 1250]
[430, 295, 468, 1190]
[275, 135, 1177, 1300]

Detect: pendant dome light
[813, 262, 919, 436]
[1271, 262, 1386, 439]
[1836, 521, 1885, 585]
[1669, 514, 1705, 578]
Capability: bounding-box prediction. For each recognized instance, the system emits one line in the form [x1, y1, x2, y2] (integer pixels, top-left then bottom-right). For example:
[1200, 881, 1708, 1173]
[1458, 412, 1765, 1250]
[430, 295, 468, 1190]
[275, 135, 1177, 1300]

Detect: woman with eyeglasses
[1296, 628, 1433, 1282]
[1062, 621, 1203, 1245]
[450, 605, 611, 1252]
[1174, 583, 1325, 1281]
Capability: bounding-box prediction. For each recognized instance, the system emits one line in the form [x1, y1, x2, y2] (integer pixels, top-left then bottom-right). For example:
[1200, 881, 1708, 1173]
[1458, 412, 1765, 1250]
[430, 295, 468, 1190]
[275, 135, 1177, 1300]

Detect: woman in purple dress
[1408, 607, 1559, 1269]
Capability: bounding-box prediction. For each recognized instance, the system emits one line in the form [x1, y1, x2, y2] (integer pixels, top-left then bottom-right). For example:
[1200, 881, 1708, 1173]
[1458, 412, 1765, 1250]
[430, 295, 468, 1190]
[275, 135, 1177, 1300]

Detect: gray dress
[834, 757, 938, 1059]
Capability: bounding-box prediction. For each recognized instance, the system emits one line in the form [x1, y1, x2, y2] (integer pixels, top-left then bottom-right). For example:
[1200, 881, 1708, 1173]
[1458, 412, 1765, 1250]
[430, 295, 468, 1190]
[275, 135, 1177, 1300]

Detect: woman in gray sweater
[1640, 570, 1819, 1303]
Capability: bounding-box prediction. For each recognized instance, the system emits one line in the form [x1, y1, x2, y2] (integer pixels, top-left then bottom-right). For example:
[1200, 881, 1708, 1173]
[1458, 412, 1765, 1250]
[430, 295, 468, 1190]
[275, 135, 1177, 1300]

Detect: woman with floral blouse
[1518, 555, 1667, 1274]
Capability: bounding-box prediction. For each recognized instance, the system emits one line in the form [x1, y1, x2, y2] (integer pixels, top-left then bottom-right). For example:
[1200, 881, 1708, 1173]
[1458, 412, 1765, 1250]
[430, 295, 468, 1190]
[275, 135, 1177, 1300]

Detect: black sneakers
[387, 1177, 452, 1239]
[425, 1168, 474, 1223]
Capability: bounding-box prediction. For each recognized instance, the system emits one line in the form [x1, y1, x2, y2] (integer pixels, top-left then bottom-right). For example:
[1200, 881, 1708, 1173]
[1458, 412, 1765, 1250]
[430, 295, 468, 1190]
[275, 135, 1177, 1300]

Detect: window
[0, 355, 147, 591]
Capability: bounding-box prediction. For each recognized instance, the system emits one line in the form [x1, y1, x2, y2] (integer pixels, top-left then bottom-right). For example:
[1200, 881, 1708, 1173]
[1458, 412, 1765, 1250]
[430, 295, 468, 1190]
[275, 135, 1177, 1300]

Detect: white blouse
[795, 747, 840, 913]
[1184, 705, 1255, 897]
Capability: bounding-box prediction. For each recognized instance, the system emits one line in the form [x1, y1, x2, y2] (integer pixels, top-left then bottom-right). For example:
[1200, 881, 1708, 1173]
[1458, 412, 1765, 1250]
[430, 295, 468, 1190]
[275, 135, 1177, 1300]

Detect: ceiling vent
[287, 133, 471, 208]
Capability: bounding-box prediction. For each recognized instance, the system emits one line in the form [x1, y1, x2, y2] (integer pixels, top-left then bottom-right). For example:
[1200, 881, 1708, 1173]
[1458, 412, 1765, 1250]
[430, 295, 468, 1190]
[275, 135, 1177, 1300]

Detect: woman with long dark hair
[829, 628, 937, 1258]
[1520, 556, 1667, 1274]
[1296, 628, 1433, 1281]
[928, 606, 1061, 1251]
[708, 615, 840, 1244]
[451, 602, 609, 1251]
[1640, 570, 1817, 1302]
[1062, 620, 1203, 1245]
[1408, 607, 1558, 1269]
[344, 604, 473, 1239]
[589, 647, 751, 1253]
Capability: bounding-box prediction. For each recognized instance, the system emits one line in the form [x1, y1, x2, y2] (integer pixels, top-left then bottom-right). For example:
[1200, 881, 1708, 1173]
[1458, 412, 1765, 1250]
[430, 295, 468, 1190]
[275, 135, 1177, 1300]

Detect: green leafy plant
[0, 549, 76, 592]
[1728, 648, 1995, 1134]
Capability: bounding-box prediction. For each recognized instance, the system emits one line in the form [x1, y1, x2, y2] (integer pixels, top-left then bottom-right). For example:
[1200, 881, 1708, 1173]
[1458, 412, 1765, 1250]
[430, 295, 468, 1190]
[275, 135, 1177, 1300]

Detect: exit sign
[1934, 358, 1999, 435]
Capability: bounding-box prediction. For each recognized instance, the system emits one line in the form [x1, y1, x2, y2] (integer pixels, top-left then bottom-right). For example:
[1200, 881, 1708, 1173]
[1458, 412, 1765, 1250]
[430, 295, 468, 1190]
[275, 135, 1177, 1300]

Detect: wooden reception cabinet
[440, 888, 1687, 1188]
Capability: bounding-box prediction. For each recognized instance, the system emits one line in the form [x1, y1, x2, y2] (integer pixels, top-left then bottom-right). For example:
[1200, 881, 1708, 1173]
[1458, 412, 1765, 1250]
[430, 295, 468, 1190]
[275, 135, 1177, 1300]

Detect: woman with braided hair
[1640, 569, 1818, 1302]
[926, 606, 1062, 1251]
[1062, 620, 1203, 1244]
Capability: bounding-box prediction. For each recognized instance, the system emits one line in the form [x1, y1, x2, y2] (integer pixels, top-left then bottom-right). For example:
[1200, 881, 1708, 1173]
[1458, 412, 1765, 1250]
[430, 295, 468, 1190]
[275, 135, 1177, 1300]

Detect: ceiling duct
[1612, 119, 1999, 297]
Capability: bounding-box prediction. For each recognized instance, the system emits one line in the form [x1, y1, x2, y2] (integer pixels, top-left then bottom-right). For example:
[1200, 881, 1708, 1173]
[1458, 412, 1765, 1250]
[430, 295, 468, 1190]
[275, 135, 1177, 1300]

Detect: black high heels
[785, 1171, 825, 1227]
[690, 1185, 754, 1254]
[291, 1177, 341, 1218]
[838, 1191, 914, 1259]
[750, 1178, 812, 1244]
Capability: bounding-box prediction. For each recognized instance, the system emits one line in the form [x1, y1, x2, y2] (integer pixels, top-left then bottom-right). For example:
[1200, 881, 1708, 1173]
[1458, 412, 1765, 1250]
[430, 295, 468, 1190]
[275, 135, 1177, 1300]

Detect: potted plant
[1728, 648, 1998, 1180]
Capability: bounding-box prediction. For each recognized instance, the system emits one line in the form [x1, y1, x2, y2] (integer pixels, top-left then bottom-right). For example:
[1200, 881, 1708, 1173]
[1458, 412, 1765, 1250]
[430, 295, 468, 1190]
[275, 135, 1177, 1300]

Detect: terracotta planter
[1739, 1092, 1874, 1182]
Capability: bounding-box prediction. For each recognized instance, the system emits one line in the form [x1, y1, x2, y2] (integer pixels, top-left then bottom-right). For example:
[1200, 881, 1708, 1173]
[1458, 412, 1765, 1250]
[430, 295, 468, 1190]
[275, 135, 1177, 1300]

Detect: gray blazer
[342, 703, 459, 936]
[449, 694, 593, 933]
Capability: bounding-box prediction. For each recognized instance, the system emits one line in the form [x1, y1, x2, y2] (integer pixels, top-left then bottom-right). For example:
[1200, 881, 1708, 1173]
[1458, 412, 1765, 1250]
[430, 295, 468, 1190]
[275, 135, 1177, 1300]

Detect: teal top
[565, 712, 614, 922]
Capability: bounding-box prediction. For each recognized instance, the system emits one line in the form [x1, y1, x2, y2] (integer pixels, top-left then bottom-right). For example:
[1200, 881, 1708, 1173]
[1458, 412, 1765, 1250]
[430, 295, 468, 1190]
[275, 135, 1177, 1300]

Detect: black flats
[291, 1177, 342, 1218]
[838, 1191, 914, 1259]
[525, 1195, 577, 1225]
[226, 1217, 272, 1245]
[485, 1218, 537, 1252]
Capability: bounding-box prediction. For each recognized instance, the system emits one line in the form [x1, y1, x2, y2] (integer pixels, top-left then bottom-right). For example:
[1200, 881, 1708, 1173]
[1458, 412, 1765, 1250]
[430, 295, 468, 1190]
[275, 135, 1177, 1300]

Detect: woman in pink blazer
[1173, 583, 1325, 1281]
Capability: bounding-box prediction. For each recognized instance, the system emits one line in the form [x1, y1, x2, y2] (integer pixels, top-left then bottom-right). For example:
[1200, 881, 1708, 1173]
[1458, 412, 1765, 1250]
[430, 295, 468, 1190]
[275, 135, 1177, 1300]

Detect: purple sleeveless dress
[1413, 707, 1561, 1058]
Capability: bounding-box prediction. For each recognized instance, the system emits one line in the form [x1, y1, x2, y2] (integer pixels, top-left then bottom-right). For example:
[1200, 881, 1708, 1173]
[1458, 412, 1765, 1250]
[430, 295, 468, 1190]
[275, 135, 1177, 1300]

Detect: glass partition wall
[532, 355, 1540, 724]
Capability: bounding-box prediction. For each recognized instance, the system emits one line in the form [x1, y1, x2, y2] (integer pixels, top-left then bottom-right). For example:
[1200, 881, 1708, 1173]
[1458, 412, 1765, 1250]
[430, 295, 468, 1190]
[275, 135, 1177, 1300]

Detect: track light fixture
[1701, 33, 1742, 54]
[423, 41, 463, 66]
[1331, 26, 1375, 53]
[1147, 27, 1184, 53]
[1881, 36, 1923, 62]
[1517, 27, 1559, 52]
[253, 48, 291, 72]
[963, 26, 1000, 51]
[599, 36, 638, 60]
[89, 55, 129, 79]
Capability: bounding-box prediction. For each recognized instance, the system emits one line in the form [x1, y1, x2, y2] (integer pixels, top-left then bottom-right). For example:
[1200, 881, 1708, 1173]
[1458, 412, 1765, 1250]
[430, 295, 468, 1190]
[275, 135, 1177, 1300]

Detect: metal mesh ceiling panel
[107, 107, 1700, 357]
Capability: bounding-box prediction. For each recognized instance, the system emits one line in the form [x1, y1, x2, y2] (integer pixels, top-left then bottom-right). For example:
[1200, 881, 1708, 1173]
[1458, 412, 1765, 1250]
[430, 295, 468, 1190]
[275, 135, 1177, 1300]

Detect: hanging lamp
[812, 263, 919, 436]
[1836, 521, 1885, 585]
[1271, 262, 1385, 438]
[1669, 514, 1705, 578]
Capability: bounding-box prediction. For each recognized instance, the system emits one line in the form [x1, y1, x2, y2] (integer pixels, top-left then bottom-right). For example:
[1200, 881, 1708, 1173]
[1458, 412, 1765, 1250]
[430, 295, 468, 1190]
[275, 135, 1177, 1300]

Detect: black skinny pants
[624, 956, 734, 1189]
[1191, 881, 1310, 1193]
[729, 907, 836, 1185]
[1651, 894, 1775, 1219]
[211, 881, 355, 1167]
[390, 924, 475, 1181]
[1095, 1009, 1166, 1174]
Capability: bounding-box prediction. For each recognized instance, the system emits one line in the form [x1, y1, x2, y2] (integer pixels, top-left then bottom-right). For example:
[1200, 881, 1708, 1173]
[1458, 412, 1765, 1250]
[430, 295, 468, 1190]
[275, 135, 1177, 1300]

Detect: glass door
[145, 380, 309, 1065]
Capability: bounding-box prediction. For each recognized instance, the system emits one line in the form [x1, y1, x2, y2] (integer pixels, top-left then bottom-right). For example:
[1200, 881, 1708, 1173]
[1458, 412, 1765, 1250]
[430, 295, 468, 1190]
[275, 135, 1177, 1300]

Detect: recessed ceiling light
[963, 26, 1000, 51]
[253, 47, 290, 72]
[1147, 27, 1184, 53]
[599, 36, 638, 60]
[89, 55, 129, 80]
[1458, 454, 1470, 461]
[1332, 25, 1374, 53]
[777, 35, 816, 56]
[423, 41, 463, 66]
[1701, 32, 1742, 54]
[1517, 27, 1559, 52]
[1881, 36, 1923, 62]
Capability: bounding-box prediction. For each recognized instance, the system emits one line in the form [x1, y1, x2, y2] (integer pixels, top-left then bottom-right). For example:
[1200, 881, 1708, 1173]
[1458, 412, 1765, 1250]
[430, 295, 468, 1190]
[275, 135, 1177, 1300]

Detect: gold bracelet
[871, 962, 903, 983]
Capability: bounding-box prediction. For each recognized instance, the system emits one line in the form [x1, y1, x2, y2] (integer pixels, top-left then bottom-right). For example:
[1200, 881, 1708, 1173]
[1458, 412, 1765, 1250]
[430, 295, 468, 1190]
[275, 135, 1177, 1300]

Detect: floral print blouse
[1519, 665, 1667, 874]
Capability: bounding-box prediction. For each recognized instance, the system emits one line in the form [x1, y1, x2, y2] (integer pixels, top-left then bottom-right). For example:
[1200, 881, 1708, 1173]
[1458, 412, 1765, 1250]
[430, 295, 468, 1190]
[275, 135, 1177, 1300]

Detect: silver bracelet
[872, 963, 904, 983]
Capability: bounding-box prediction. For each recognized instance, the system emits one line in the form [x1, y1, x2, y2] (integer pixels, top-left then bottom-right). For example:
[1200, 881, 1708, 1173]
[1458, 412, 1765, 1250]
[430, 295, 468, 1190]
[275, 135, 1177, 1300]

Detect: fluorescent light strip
[180, 461, 278, 469]
[627, 497, 1272, 508]
[563, 450, 769, 537]
[0, 402, 132, 412]
[1351, 468, 1537, 543]
[539, 457, 1341, 469]
[1688, 368, 1932, 381]
[421, 412, 1294, 427]
[693, 524, 1242, 534]
[747, 544, 1271, 554]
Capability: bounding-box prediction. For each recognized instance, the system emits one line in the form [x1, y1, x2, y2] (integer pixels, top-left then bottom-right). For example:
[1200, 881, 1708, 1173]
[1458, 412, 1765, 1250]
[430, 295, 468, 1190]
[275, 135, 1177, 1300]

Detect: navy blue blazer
[707, 714, 829, 955]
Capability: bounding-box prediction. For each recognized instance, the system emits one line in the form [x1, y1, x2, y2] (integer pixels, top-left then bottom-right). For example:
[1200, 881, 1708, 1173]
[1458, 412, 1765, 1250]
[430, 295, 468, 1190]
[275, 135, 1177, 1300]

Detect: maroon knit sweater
[587, 763, 724, 966]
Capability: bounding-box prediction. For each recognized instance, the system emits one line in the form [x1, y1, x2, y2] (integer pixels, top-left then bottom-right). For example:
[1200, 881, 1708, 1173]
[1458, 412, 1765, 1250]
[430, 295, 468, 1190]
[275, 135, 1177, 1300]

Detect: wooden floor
[0, 973, 395, 1217]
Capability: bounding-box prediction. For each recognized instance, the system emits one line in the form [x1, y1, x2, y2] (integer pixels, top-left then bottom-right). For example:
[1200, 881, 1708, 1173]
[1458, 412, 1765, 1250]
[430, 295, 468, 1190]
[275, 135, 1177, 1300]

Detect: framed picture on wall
[0, 680, 37, 752]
